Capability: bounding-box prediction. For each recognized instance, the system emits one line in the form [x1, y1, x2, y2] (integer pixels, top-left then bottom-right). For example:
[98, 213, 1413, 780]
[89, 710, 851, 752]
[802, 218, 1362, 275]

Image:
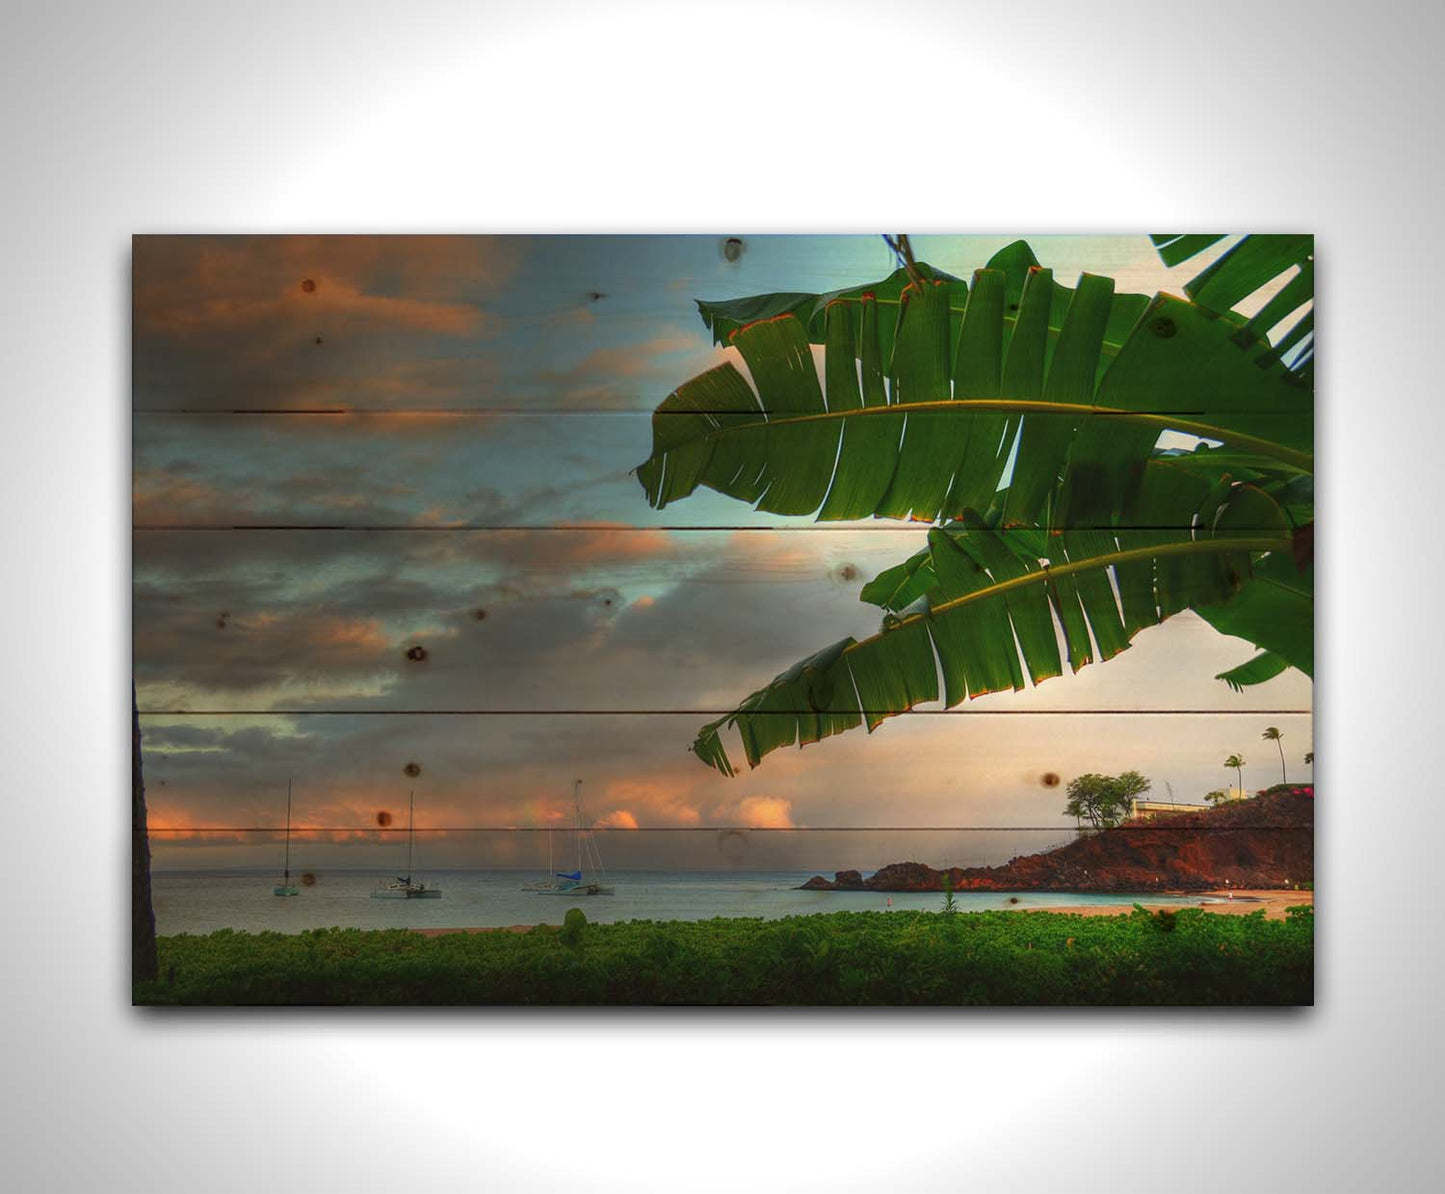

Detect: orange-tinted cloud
[135, 235, 520, 335]
[737, 796, 795, 829]
[133, 236, 523, 412]
[594, 779, 703, 828]
[594, 809, 640, 830]
[307, 617, 391, 652]
[132, 474, 232, 526]
[547, 331, 702, 382]
[418, 524, 674, 571]
[537, 524, 673, 565]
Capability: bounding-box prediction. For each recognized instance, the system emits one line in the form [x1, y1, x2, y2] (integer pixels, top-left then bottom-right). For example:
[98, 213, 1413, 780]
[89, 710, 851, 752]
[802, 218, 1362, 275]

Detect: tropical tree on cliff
[1064, 771, 1150, 830]
[1263, 726, 1287, 782]
[1225, 753, 1246, 795]
[1204, 789, 1230, 807]
[1304, 750, 1313, 766]
[634, 234, 1314, 775]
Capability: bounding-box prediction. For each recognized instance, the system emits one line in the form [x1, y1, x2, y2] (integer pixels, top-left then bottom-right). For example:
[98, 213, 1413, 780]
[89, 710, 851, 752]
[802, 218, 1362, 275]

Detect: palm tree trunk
[1276, 740, 1287, 783]
[132, 685, 158, 985]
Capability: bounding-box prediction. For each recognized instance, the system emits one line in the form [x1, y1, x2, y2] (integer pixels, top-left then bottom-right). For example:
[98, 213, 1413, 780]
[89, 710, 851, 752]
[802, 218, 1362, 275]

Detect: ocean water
[151, 868, 1226, 935]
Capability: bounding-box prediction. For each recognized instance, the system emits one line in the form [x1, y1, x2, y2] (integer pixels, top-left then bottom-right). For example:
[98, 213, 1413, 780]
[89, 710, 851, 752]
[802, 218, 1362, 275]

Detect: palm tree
[1224, 754, 1246, 796]
[1263, 727, 1287, 783]
[1304, 751, 1313, 766]
[635, 235, 1314, 776]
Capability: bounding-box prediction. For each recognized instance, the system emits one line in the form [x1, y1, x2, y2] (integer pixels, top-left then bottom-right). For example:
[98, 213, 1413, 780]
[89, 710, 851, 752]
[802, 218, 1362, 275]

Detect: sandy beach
[413, 889, 1315, 935]
[416, 924, 535, 937]
[1021, 890, 1313, 921]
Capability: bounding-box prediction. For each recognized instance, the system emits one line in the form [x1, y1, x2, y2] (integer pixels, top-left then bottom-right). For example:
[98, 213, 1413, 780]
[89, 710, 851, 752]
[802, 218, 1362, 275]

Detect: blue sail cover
[556, 870, 583, 881]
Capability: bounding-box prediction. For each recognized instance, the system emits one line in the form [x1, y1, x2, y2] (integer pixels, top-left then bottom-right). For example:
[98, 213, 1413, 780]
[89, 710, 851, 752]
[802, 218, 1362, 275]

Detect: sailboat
[370, 790, 442, 899]
[273, 778, 300, 896]
[529, 780, 614, 896]
[520, 805, 560, 893]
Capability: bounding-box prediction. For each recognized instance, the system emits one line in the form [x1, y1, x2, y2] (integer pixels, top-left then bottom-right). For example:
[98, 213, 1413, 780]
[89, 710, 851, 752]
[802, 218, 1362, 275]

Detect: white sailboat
[370, 790, 442, 899]
[273, 778, 299, 897]
[520, 806, 560, 892]
[528, 780, 614, 896]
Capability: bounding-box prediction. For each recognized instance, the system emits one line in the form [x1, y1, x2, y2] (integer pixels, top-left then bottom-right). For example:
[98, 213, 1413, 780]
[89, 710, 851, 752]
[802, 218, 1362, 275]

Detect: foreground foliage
[136, 906, 1313, 1006]
[633, 236, 1314, 774]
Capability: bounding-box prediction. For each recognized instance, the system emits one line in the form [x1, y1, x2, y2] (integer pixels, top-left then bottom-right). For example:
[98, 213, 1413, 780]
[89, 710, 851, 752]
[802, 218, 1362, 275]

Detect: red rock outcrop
[801, 789, 1313, 893]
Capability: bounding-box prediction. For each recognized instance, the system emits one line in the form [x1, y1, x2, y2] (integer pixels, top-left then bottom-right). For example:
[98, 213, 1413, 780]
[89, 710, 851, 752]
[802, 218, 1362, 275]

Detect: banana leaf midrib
[666, 397, 1314, 473]
[830, 534, 1294, 666]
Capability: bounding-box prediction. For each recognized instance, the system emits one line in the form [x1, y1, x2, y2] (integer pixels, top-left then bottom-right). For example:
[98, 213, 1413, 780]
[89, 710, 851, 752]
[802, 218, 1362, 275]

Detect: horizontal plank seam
[132, 407, 1257, 417]
[138, 708, 1313, 716]
[147, 825, 1311, 833]
[131, 524, 1306, 533]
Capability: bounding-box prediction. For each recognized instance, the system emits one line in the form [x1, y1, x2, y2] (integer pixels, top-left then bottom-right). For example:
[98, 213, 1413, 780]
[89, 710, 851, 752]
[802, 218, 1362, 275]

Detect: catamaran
[273, 778, 300, 896]
[526, 779, 613, 896]
[370, 790, 442, 899]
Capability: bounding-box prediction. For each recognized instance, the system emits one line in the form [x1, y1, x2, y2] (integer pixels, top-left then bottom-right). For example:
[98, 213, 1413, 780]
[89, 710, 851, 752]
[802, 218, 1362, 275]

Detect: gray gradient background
[0, 1, 1437, 1191]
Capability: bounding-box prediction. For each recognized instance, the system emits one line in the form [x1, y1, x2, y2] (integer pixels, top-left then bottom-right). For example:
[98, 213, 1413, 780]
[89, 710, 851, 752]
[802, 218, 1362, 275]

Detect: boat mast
[407, 789, 415, 882]
[283, 778, 292, 884]
[574, 779, 582, 876]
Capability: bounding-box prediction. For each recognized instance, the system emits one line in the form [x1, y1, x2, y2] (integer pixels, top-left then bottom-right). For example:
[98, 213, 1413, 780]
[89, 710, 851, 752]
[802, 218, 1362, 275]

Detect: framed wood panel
[132, 233, 1315, 1005]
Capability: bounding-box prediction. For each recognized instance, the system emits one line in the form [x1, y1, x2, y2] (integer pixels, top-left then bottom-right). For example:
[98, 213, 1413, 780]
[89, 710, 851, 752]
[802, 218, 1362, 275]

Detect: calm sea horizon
[150, 867, 1223, 935]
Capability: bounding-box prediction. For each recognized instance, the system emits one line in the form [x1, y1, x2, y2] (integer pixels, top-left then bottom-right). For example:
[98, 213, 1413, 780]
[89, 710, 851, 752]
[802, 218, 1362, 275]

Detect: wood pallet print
[130, 234, 1315, 1005]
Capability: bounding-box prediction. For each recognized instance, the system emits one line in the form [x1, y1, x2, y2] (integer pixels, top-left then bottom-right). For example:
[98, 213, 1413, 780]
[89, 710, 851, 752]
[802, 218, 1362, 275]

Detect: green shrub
[135, 907, 1314, 1007]
[559, 907, 587, 949]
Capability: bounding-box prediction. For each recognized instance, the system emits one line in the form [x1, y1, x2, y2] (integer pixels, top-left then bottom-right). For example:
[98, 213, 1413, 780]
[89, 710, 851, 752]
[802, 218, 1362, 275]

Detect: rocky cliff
[800, 789, 1314, 893]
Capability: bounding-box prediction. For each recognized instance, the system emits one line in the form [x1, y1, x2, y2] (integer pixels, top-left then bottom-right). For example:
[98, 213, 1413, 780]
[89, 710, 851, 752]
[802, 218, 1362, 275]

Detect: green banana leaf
[1151, 234, 1314, 376]
[1150, 234, 1313, 313]
[636, 264, 1311, 527]
[641, 238, 1313, 773]
[696, 240, 1152, 370]
[859, 466, 1295, 614]
[1194, 550, 1314, 678]
[1216, 651, 1290, 692]
[691, 520, 1305, 775]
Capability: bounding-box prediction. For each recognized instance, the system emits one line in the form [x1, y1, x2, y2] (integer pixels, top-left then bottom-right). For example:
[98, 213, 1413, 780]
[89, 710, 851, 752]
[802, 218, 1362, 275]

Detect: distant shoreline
[412, 889, 1314, 935]
[1016, 889, 1311, 921]
[799, 792, 1314, 896]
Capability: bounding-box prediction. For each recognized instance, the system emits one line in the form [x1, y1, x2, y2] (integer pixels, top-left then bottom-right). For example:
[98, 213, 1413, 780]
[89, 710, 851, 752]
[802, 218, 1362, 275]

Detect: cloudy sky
[133, 235, 1313, 872]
